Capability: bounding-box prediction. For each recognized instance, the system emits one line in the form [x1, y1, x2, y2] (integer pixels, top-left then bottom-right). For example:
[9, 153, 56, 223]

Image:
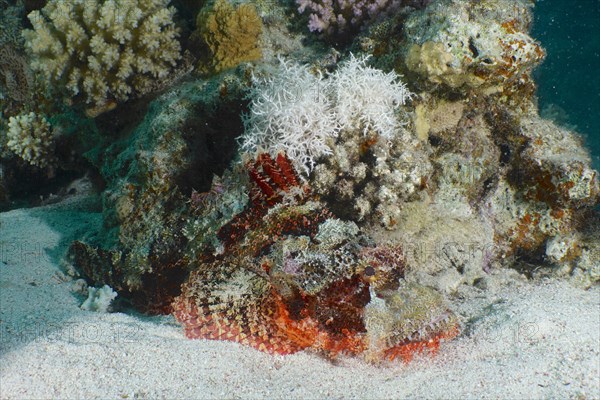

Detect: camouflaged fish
[172, 153, 459, 361]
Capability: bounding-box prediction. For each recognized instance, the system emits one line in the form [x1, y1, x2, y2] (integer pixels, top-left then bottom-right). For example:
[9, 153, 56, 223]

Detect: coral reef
[58, 0, 599, 364]
[68, 69, 248, 313]
[195, 0, 263, 74]
[6, 111, 56, 168]
[22, 0, 182, 115]
[517, 116, 599, 208]
[480, 113, 599, 287]
[385, 99, 598, 291]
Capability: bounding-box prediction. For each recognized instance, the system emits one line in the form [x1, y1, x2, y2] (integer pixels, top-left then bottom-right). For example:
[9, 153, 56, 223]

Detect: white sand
[1, 200, 599, 399]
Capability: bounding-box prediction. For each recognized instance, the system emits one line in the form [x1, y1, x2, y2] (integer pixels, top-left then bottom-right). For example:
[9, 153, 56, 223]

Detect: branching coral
[22, 0, 181, 115]
[196, 0, 263, 74]
[296, 0, 404, 37]
[305, 56, 423, 229]
[6, 111, 56, 168]
[311, 126, 431, 229]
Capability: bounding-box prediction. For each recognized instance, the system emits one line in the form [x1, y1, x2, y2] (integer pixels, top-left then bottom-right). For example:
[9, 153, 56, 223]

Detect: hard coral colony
[22, 0, 181, 116]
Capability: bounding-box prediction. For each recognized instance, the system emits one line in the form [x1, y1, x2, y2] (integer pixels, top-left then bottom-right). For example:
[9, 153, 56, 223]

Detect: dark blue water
[532, 0, 600, 170]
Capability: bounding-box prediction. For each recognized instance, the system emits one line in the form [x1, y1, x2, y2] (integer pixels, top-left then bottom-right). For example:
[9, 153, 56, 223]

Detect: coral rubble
[80, 284, 118, 313]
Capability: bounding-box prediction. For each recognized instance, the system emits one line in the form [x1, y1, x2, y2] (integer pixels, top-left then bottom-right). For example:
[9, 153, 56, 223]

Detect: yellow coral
[406, 42, 484, 88]
[414, 99, 465, 141]
[23, 0, 181, 115]
[196, 0, 263, 73]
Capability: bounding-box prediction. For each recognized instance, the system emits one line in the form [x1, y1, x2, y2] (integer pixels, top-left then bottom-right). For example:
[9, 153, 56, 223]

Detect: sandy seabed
[1, 199, 599, 399]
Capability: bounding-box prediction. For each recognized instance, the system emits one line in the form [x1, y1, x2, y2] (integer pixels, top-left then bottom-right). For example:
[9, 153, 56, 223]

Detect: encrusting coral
[0, 0, 24, 49]
[402, 0, 545, 95]
[22, 0, 182, 116]
[0, 1, 34, 116]
[196, 0, 263, 74]
[0, 44, 33, 109]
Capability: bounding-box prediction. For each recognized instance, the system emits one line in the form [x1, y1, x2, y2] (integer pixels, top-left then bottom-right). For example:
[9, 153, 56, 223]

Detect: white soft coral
[239, 55, 412, 175]
[330, 54, 412, 139]
[239, 58, 340, 175]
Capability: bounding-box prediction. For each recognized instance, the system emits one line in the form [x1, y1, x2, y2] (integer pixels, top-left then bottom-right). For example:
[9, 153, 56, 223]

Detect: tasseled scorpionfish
[173, 153, 460, 362]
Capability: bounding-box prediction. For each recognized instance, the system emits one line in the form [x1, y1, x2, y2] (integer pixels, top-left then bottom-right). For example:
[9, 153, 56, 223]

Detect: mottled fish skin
[172, 153, 460, 361]
[364, 283, 461, 362]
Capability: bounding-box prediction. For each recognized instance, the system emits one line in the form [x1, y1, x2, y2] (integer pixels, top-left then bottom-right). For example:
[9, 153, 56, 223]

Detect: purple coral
[297, 0, 426, 36]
